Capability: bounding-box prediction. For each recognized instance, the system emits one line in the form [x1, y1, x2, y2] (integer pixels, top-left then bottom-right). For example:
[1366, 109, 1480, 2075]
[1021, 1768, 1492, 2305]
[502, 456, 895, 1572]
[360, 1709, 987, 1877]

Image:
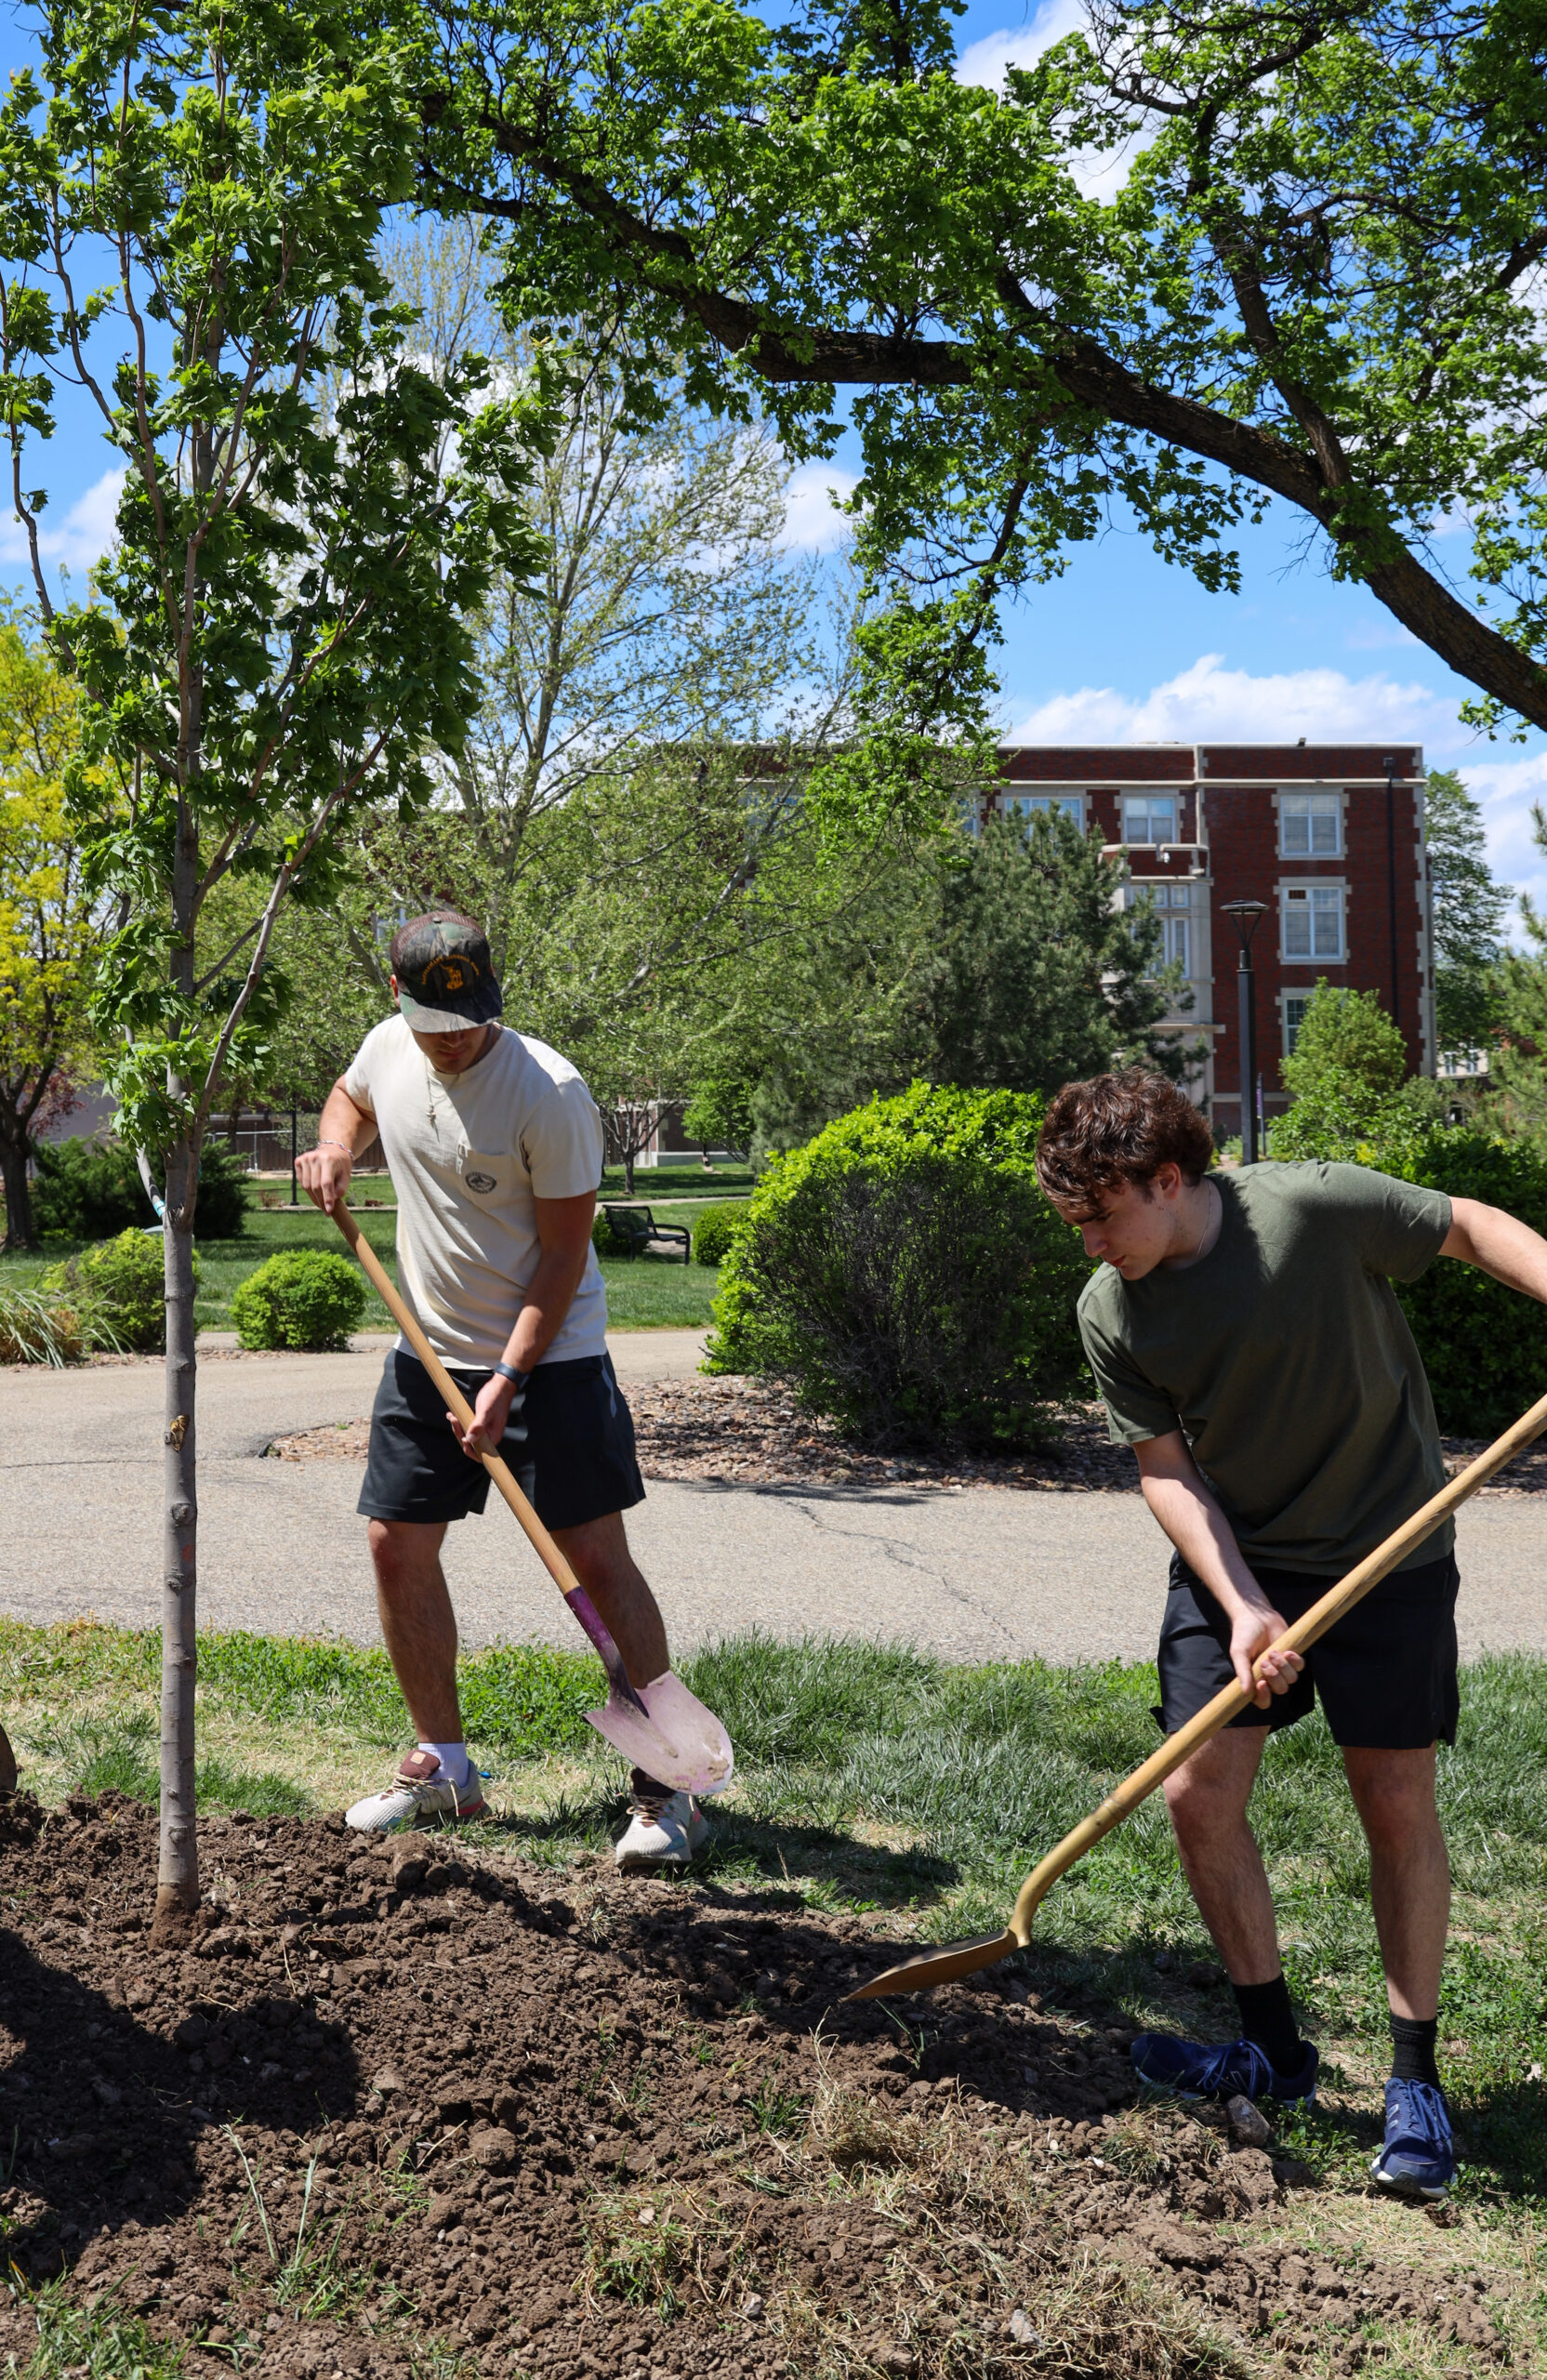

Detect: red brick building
[989, 743, 1433, 1141]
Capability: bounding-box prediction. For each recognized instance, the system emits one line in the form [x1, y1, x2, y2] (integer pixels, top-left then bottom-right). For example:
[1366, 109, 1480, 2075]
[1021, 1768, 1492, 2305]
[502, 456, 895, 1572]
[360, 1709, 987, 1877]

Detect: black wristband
[493, 1362, 529, 1390]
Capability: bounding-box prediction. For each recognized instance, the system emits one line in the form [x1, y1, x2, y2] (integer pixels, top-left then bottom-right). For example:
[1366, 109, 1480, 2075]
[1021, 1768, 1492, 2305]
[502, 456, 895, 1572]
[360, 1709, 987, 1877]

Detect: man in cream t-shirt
[296, 908, 707, 1870]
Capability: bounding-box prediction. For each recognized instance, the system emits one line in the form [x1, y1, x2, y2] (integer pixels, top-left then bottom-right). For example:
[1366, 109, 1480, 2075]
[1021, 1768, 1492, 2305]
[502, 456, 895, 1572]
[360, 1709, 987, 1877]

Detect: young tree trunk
[0, 1124, 35, 1252]
[623, 1147, 636, 1194]
[154, 1141, 200, 1927]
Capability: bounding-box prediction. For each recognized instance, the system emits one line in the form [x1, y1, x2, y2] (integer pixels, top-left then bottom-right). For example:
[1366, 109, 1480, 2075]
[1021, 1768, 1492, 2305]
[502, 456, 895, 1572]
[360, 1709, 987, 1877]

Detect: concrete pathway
[2, 1339, 1543, 1666]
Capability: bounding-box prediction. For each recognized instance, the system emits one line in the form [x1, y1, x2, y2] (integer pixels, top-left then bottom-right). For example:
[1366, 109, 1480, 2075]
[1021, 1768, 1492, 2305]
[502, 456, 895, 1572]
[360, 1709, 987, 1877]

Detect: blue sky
[7, 0, 1545, 920]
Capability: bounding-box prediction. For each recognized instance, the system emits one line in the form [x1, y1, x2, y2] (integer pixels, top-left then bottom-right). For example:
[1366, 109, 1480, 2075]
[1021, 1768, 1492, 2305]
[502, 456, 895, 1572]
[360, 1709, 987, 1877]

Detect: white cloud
[1008, 651, 1448, 745]
[1, 467, 125, 578]
[956, 3, 1087, 89]
[1342, 617, 1421, 652]
[782, 461, 859, 553]
[1439, 750, 1547, 936]
[957, 7, 1150, 201]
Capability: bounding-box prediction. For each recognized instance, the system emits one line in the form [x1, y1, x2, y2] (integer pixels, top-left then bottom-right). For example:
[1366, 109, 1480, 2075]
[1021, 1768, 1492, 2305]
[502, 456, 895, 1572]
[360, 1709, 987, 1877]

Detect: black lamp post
[1221, 899, 1269, 1165]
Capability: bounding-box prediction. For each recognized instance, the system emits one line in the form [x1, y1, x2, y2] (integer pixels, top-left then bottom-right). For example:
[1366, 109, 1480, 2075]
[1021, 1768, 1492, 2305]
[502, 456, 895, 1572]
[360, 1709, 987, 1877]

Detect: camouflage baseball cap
[389, 911, 504, 1032]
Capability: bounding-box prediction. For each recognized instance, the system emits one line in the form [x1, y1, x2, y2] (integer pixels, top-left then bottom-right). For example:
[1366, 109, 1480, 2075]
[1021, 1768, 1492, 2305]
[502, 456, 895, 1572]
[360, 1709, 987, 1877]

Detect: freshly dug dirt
[264, 1377, 1547, 1500]
[0, 1793, 1514, 2376]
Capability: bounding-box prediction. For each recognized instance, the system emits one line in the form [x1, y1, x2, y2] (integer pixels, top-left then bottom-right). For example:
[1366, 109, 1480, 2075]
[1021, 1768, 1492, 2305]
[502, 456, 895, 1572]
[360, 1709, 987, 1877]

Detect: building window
[1284, 992, 1314, 1052]
[1161, 915, 1190, 972]
[1123, 794, 1177, 844]
[1007, 792, 1083, 826]
[1280, 792, 1342, 856]
[1281, 882, 1345, 961]
[1129, 884, 1191, 974]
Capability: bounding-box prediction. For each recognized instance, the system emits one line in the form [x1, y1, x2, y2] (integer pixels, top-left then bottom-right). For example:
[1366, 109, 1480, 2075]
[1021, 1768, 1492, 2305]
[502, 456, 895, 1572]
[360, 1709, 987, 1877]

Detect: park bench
[597, 1202, 692, 1264]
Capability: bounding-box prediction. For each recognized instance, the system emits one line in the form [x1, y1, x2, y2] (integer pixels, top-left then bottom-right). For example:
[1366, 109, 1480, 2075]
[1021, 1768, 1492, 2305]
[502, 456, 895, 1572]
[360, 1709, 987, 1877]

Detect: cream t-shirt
[343, 1016, 609, 1369]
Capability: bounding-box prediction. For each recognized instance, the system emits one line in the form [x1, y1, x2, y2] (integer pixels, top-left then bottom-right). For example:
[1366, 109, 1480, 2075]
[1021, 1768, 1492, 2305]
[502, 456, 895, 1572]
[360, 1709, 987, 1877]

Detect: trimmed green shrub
[1268, 1082, 1547, 1434]
[32, 1139, 155, 1237]
[188, 1140, 253, 1237]
[706, 1082, 1088, 1450]
[40, 1228, 192, 1354]
[231, 1250, 367, 1350]
[691, 1201, 747, 1268]
[1394, 1132, 1547, 1436]
[32, 1134, 251, 1239]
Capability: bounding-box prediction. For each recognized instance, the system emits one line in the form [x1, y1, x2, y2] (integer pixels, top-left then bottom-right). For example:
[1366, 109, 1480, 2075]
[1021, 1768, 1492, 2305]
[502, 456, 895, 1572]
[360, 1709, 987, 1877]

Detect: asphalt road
[3, 1333, 1543, 1667]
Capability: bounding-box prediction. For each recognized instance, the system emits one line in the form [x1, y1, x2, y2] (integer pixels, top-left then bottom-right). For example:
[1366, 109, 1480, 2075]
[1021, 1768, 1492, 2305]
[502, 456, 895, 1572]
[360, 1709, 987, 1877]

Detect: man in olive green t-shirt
[1036, 1070, 1547, 2200]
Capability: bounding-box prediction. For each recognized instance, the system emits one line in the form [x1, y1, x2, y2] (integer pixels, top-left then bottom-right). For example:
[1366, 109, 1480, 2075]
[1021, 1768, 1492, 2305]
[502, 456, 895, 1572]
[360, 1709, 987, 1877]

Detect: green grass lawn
[5, 1618, 1544, 2207]
[0, 1180, 725, 1331]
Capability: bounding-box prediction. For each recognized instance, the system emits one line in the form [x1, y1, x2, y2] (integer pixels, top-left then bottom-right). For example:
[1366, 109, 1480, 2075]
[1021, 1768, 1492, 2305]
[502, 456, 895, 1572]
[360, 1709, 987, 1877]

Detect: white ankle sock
[418, 1739, 471, 1790]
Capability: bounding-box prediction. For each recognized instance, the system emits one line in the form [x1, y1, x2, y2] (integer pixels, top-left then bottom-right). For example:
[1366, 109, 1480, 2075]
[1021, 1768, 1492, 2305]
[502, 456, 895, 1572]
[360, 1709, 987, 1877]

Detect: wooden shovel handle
[1009, 1382, 1547, 1945]
[326, 1197, 587, 1604]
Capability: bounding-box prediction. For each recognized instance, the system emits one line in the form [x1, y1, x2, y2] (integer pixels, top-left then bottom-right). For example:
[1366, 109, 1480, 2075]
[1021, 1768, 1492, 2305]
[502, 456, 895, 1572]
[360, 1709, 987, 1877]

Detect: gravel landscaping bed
[263, 1377, 1547, 1499]
[0, 1792, 1515, 2377]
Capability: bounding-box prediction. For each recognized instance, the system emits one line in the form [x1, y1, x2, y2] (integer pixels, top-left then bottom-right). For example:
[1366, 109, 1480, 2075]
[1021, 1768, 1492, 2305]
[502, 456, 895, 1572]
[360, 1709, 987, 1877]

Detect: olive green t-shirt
[1077, 1162, 1453, 1576]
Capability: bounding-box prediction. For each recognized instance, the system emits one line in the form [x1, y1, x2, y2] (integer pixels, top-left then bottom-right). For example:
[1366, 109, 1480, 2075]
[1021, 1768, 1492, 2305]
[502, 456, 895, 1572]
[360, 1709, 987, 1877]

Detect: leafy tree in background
[241, 224, 851, 1140]
[1487, 802, 1547, 1145]
[927, 810, 1183, 1092]
[416, 0, 1547, 740]
[1425, 770, 1511, 1057]
[1271, 980, 1440, 1162]
[0, 0, 549, 1922]
[0, 610, 105, 1249]
[689, 809, 1185, 1157]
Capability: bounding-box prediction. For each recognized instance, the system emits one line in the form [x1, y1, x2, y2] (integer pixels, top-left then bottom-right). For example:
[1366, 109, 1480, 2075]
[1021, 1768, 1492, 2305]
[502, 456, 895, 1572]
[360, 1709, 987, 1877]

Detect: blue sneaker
[1131, 2033, 1319, 2104]
[1371, 2079, 1454, 2199]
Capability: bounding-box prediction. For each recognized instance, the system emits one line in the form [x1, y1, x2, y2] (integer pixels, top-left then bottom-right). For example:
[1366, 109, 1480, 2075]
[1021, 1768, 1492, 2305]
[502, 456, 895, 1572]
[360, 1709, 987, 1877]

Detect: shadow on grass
[468, 1786, 961, 1905]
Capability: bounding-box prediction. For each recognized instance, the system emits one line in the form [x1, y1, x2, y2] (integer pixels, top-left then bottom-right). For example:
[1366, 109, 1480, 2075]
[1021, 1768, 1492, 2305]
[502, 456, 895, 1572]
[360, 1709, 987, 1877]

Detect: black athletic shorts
[358, 1348, 646, 1531]
[1156, 1548, 1461, 1750]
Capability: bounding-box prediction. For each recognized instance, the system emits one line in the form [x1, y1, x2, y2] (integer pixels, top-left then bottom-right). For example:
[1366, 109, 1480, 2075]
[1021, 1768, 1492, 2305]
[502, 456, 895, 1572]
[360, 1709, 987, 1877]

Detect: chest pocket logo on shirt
[456, 1148, 509, 1201]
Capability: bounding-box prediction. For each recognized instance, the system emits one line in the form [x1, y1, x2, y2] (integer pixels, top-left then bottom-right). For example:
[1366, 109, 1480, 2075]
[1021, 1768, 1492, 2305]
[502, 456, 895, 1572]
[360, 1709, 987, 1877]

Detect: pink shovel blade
[586, 1669, 734, 1798]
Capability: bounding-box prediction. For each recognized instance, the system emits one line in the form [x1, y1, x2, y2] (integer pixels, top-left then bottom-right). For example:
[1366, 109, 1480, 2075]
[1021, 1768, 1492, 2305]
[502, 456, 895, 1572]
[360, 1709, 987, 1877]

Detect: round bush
[1393, 1131, 1547, 1435]
[41, 1228, 188, 1353]
[690, 1201, 748, 1269]
[706, 1082, 1088, 1451]
[231, 1249, 367, 1350]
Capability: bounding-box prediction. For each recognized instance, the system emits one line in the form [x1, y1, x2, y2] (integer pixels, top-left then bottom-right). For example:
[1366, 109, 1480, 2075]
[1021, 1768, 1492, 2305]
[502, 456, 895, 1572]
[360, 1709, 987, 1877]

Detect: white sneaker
[345, 1749, 488, 1832]
[614, 1787, 710, 1871]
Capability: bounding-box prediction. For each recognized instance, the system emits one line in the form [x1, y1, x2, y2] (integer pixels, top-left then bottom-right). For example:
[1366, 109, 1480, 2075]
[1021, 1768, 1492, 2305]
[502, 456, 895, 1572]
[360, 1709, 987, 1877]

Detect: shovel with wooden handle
[849, 1385, 1547, 2000]
[324, 1197, 734, 1800]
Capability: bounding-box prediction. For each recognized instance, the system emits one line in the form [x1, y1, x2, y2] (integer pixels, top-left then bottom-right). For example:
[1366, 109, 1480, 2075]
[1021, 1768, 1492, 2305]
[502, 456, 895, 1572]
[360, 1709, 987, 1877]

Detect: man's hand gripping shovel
[849, 1384, 1547, 2001]
[324, 1197, 733, 1799]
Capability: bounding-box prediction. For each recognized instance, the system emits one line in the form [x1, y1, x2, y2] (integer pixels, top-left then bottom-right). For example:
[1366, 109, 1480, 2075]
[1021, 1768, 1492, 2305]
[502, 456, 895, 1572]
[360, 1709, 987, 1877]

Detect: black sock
[1390, 2013, 1440, 2088]
[1232, 1976, 1303, 2075]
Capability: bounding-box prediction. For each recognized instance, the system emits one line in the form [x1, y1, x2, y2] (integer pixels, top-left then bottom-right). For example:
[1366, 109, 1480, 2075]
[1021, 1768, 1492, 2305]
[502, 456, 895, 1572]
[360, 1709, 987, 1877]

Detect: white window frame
[1122, 793, 1178, 845]
[1282, 990, 1315, 1054]
[1278, 790, 1343, 859]
[1006, 791, 1084, 827]
[1280, 879, 1346, 964]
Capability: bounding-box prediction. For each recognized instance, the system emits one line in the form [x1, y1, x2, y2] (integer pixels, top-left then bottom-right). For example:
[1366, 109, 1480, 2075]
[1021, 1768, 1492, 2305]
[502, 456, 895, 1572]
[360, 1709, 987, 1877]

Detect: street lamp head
[1220, 897, 1268, 956]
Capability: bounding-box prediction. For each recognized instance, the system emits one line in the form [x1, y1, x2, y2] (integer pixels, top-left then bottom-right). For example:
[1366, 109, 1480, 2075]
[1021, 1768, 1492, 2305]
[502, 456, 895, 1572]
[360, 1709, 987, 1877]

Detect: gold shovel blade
[845, 1927, 1018, 2000]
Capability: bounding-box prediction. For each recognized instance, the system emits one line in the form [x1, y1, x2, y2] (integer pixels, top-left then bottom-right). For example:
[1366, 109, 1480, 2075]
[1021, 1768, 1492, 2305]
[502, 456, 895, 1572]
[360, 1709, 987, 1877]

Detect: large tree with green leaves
[1425, 768, 1511, 1056]
[412, 0, 1547, 736]
[0, 607, 108, 1249]
[688, 807, 1183, 1156]
[0, 0, 548, 1923]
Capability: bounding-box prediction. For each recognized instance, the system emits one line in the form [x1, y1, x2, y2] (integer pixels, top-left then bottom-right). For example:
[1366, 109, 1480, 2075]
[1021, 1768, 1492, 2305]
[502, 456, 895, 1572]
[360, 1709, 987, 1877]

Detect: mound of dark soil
[0, 1795, 1511, 2375]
